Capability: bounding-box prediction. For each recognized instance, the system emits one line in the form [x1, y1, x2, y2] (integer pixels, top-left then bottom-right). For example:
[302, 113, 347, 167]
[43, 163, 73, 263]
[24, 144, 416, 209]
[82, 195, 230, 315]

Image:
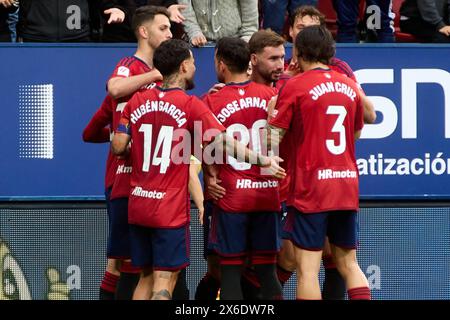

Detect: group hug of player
[83, 4, 376, 300]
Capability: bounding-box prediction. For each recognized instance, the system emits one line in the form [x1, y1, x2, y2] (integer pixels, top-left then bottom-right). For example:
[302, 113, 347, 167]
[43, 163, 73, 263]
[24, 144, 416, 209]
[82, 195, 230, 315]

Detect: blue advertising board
[0, 43, 449, 199]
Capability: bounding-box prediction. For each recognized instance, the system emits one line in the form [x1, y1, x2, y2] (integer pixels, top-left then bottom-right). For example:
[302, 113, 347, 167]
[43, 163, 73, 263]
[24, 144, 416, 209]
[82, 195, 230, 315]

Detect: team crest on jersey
[159, 92, 165, 98]
[238, 88, 245, 96]
[324, 73, 331, 79]
[117, 66, 130, 77]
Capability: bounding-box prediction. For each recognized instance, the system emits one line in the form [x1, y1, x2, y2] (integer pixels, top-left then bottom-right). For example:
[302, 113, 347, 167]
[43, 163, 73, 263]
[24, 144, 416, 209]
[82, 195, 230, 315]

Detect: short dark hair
[131, 5, 170, 36]
[215, 37, 250, 73]
[249, 29, 285, 54]
[295, 25, 335, 64]
[153, 39, 192, 77]
[289, 5, 325, 27]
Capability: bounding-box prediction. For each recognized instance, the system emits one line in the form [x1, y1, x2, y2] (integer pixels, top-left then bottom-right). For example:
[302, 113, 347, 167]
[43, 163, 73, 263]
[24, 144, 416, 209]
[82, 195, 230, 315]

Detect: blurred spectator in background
[17, 0, 101, 42]
[400, 0, 450, 42]
[332, 0, 395, 42]
[260, 0, 317, 36]
[178, 0, 258, 46]
[7, 2, 18, 42]
[0, 0, 17, 41]
[101, 1, 186, 42]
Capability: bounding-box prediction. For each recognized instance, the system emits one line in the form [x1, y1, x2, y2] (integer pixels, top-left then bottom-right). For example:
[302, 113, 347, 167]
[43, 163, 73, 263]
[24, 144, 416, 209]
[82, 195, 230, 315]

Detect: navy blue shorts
[283, 206, 359, 251]
[107, 196, 132, 259]
[202, 199, 216, 259]
[209, 205, 281, 265]
[129, 224, 190, 271]
[279, 201, 289, 240]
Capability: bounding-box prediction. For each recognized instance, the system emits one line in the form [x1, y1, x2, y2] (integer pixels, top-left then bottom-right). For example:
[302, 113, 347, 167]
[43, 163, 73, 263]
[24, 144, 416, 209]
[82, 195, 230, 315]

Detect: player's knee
[296, 268, 318, 282]
[335, 257, 359, 277]
[278, 252, 296, 272]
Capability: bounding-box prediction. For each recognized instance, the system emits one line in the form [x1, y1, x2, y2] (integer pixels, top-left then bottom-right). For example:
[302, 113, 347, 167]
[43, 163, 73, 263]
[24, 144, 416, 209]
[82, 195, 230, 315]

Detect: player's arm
[111, 132, 130, 156]
[211, 132, 286, 179]
[107, 69, 162, 99]
[111, 104, 132, 156]
[355, 130, 362, 141]
[82, 98, 113, 143]
[266, 124, 287, 153]
[188, 160, 204, 225]
[360, 91, 376, 124]
[82, 112, 110, 143]
[204, 163, 226, 200]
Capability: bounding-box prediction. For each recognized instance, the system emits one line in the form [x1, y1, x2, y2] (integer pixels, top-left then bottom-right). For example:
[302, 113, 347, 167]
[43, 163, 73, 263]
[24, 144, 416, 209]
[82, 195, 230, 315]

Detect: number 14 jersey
[118, 87, 225, 228]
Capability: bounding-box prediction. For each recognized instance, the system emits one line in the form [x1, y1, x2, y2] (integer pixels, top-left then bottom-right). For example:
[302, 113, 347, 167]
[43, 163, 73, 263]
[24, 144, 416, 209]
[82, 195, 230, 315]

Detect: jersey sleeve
[268, 81, 295, 130]
[332, 58, 357, 82]
[109, 57, 133, 81]
[116, 97, 133, 136]
[82, 96, 113, 143]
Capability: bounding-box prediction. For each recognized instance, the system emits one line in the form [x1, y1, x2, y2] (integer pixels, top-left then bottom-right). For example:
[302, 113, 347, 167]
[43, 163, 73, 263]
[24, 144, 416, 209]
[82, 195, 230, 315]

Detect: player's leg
[284, 207, 328, 299]
[100, 258, 120, 300]
[172, 267, 190, 300]
[128, 224, 154, 300]
[151, 224, 190, 300]
[249, 211, 283, 300]
[109, 196, 140, 300]
[152, 270, 180, 300]
[322, 237, 346, 300]
[294, 246, 323, 299]
[276, 239, 296, 287]
[276, 202, 296, 287]
[209, 207, 248, 300]
[241, 202, 292, 297]
[100, 187, 120, 300]
[328, 211, 370, 300]
[195, 199, 221, 300]
[133, 267, 154, 300]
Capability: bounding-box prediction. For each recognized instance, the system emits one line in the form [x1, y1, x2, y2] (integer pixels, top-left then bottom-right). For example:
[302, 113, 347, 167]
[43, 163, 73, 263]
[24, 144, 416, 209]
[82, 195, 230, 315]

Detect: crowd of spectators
[0, 0, 448, 43]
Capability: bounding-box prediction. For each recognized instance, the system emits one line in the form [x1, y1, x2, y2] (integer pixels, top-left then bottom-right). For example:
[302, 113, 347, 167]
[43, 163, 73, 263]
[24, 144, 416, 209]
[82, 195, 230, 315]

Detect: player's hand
[191, 34, 207, 47]
[117, 143, 131, 159]
[259, 155, 286, 179]
[148, 68, 163, 83]
[104, 8, 125, 24]
[167, 4, 187, 24]
[0, 0, 15, 8]
[207, 177, 226, 200]
[267, 95, 278, 121]
[439, 25, 450, 36]
[208, 83, 225, 94]
[285, 58, 300, 76]
[198, 206, 205, 225]
[46, 268, 69, 300]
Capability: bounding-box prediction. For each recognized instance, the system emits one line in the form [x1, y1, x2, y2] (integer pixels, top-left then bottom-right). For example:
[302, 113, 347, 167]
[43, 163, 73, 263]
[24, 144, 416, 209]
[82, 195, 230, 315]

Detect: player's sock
[254, 264, 283, 300]
[173, 268, 190, 300]
[276, 264, 294, 287]
[195, 272, 221, 300]
[99, 271, 119, 300]
[115, 261, 141, 300]
[322, 255, 346, 300]
[220, 264, 243, 300]
[241, 267, 261, 300]
[348, 286, 371, 300]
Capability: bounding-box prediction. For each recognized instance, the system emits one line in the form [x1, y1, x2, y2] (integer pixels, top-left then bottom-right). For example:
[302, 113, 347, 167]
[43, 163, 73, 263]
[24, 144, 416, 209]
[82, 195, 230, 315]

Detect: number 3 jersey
[117, 87, 225, 228]
[204, 81, 281, 213]
[269, 69, 364, 213]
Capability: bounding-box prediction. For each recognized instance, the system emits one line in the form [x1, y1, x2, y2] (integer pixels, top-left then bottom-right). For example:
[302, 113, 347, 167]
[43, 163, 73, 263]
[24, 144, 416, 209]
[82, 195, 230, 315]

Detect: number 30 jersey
[117, 87, 225, 228]
[204, 81, 281, 213]
[269, 69, 364, 213]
